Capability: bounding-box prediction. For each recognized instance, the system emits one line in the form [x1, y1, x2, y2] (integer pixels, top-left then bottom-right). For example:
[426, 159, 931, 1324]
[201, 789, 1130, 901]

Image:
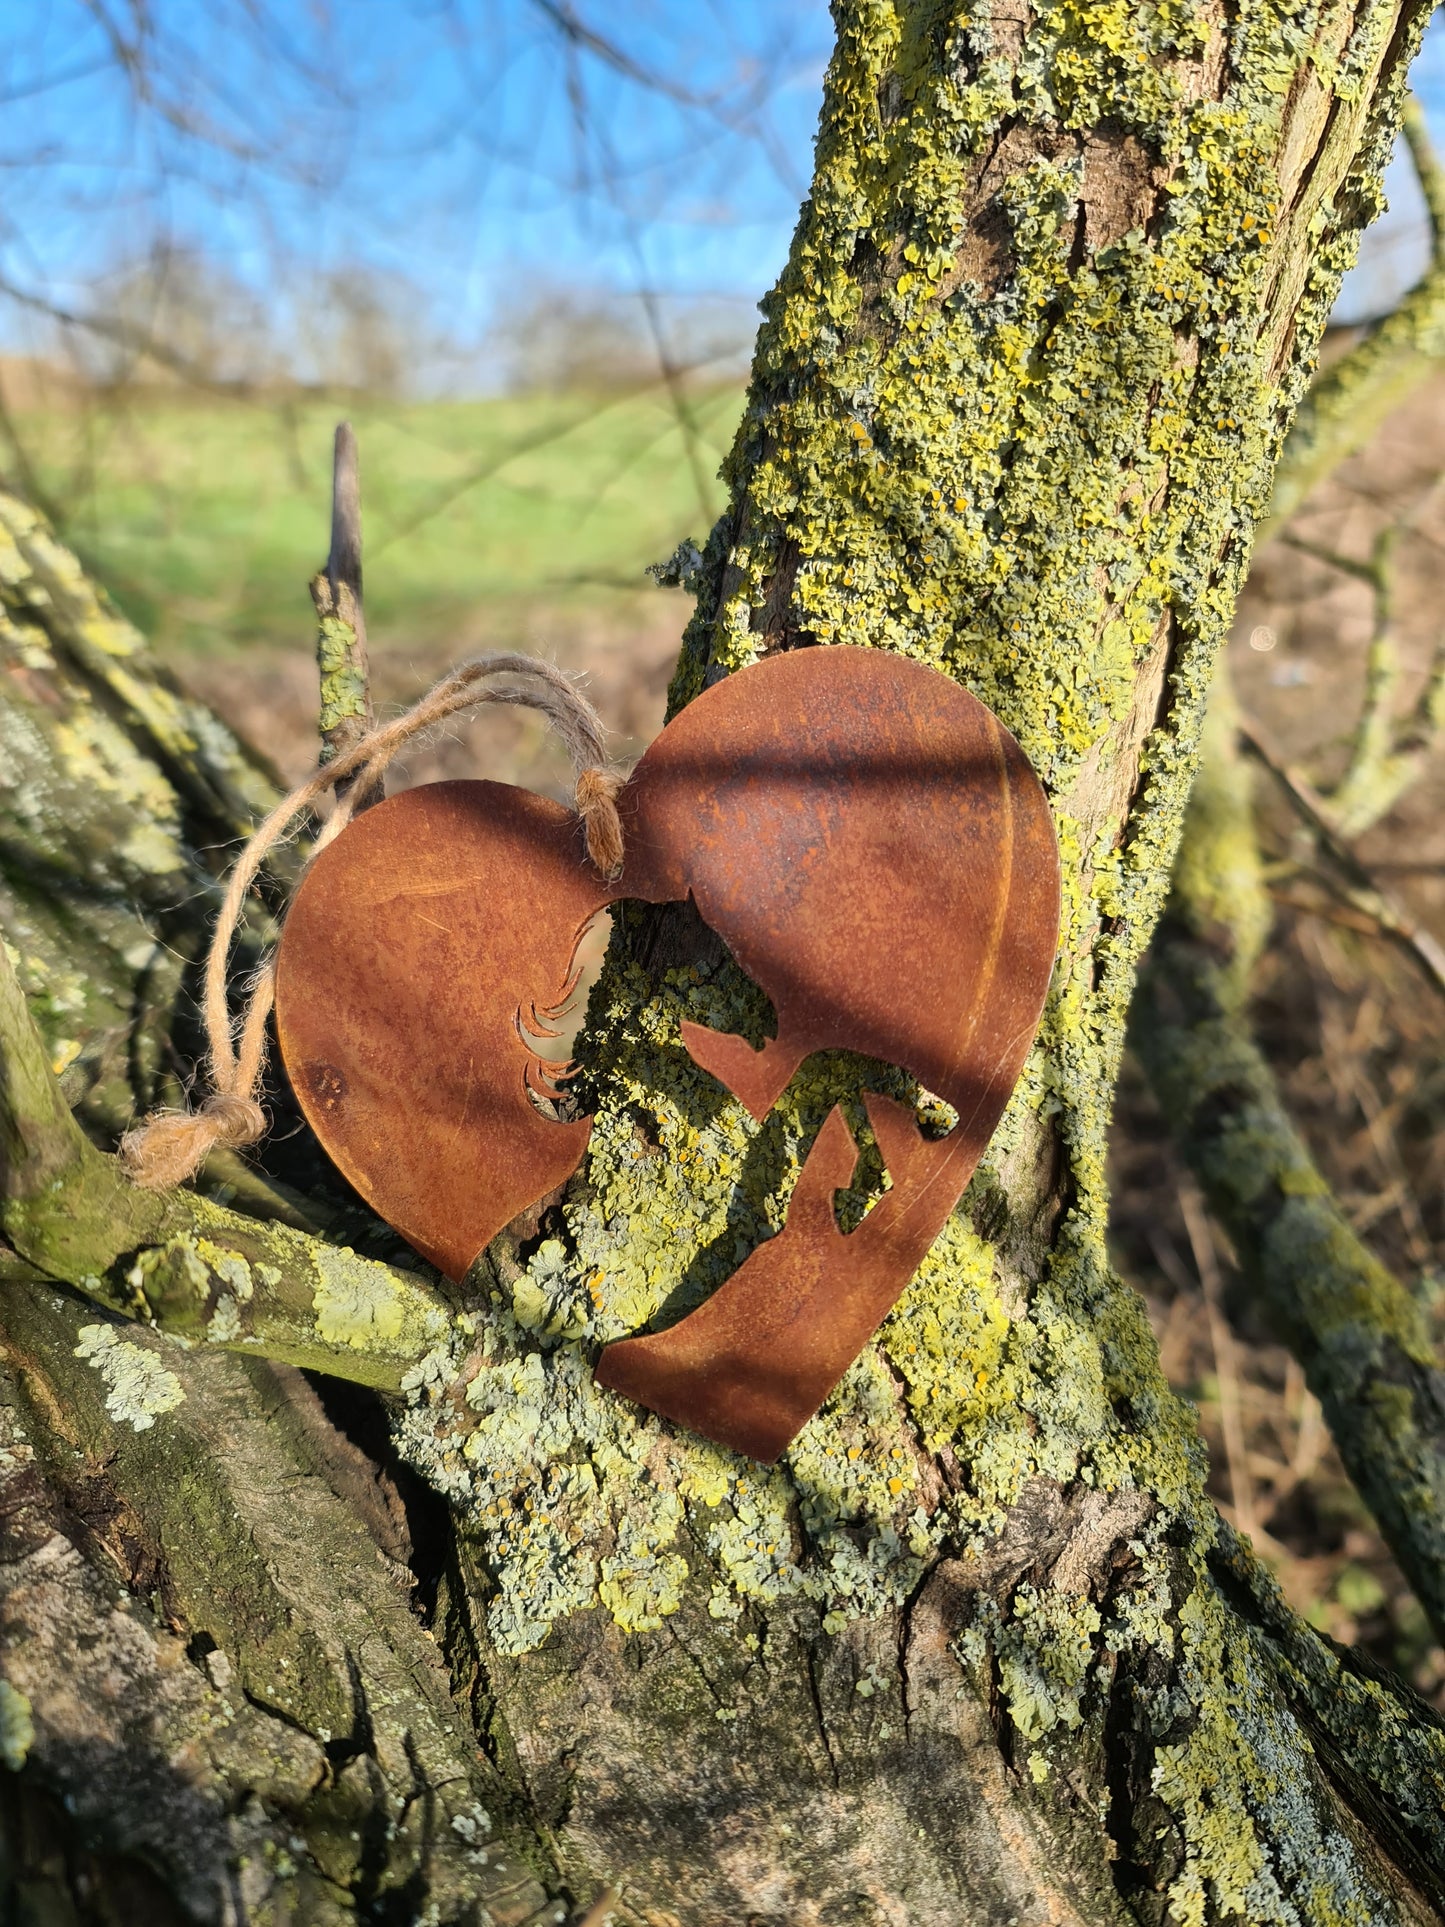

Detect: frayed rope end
[575, 766, 625, 877]
[119, 1092, 267, 1191]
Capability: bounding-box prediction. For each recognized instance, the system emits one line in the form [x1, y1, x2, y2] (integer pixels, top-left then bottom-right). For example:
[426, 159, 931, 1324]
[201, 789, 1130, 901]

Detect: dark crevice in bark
[752, 535, 811, 651]
[49, 1456, 187, 1627]
[1100, 1561, 1194, 1926]
[896, 1581, 919, 1743]
[0, 1775, 198, 1927]
[803, 1635, 844, 1788]
[333, 1648, 378, 1772]
[622, 891, 737, 986]
[297, 1369, 454, 1623]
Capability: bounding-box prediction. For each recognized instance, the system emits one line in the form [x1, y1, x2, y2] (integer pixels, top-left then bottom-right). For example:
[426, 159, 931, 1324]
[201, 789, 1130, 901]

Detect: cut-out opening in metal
[518, 908, 614, 1116]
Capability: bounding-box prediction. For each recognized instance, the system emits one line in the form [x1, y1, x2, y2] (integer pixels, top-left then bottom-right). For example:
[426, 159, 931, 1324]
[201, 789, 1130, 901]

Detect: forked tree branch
[1238, 715, 1445, 996]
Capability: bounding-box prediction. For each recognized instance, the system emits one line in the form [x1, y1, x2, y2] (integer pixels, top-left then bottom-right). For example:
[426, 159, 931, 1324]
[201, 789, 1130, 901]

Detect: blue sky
[2, 1, 1443, 372]
[0, 1, 830, 372]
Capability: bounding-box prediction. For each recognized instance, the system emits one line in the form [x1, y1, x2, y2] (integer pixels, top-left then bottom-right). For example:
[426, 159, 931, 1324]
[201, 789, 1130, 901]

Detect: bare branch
[1179, 1175, 1257, 1539]
[1263, 92, 1445, 536]
[1403, 91, 1445, 247]
[1136, 678, 1445, 1644]
[328, 418, 364, 615]
[1239, 716, 1445, 996]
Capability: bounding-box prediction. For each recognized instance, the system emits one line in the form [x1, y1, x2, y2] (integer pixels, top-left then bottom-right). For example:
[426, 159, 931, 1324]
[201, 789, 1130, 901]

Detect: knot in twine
[573, 765, 625, 877]
[120, 654, 624, 1191]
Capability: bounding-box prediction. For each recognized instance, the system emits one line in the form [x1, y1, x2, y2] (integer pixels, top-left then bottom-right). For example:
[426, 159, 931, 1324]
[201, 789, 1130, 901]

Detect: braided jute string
[120, 653, 625, 1190]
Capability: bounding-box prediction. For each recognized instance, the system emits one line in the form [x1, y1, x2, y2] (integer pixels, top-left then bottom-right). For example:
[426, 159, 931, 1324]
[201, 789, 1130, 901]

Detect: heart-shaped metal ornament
[274, 647, 1060, 1460]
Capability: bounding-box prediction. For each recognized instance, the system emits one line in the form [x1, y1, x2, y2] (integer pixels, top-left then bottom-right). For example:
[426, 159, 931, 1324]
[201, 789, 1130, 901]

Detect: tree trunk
[4, 2, 1445, 1922]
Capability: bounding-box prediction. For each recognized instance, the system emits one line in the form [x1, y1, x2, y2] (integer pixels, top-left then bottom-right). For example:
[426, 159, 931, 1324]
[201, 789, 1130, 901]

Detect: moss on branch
[0, 481, 289, 1154]
[0, 489, 281, 847]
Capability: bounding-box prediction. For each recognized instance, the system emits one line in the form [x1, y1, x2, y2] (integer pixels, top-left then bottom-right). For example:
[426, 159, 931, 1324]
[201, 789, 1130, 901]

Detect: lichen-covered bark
[0, 501, 567, 1917]
[0, 1267, 555, 1927]
[0, 485, 280, 1144]
[0, 929, 459, 1390]
[5, 0, 1445, 1920]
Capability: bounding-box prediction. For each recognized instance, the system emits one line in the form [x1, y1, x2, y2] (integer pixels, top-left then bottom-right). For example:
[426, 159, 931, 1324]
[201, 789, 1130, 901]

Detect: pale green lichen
[0, 645, 189, 893]
[958, 1583, 1103, 1740]
[119, 1217, 455, 1385]
[1151, 1573, 1398, 1927]
[0, 1680, 35, 1771]
[74, 1322, 185, 1431]
[311, 1248, 417, 1349]
[316, 614, 370, 740]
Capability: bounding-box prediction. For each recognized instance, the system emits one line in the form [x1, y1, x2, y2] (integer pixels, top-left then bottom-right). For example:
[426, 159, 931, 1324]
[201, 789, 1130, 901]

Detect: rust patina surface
[275, 648, 1060, 1459]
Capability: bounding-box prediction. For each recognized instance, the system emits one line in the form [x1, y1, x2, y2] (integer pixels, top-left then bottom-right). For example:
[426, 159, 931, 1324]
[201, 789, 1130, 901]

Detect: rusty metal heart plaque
[274, 647, 1060, 1461]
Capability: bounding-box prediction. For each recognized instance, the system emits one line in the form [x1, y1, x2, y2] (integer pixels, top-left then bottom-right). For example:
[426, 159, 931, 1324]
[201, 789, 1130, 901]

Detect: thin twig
[328, 421, 366, 640]
[1404, 93, 1445, 246]
[1239, 719, 1445, 998]
[1278, 485, 1445, 835]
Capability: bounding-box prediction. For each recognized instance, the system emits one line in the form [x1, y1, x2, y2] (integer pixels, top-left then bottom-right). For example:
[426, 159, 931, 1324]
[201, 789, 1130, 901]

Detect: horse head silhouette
[275, 648, 1060, 1460]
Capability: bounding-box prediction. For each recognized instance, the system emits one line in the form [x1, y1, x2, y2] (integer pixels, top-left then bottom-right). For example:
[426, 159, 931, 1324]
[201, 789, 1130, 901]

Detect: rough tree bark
[3, 1, 1445, 1922]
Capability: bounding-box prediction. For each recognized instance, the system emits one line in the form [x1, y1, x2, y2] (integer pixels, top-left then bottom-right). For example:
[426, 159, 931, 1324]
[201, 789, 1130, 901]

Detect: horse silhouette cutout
[275, 647, 1060, 1461]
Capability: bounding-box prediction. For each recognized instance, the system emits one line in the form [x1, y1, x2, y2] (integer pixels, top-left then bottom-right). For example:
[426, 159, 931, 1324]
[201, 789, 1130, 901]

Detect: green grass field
[18, 382, 744, 660]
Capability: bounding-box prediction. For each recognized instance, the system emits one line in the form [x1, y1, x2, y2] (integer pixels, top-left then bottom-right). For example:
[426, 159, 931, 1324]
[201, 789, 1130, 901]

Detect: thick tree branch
[0, 488, 283, 852]
[1134, 674, 1445, 1643]
[0, 1274, 556, 1921]
[0, 931, 458, 1391]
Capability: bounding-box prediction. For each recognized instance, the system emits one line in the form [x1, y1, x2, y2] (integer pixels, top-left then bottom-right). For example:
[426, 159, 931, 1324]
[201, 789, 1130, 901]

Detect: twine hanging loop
[119, 654, 623, 1191]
